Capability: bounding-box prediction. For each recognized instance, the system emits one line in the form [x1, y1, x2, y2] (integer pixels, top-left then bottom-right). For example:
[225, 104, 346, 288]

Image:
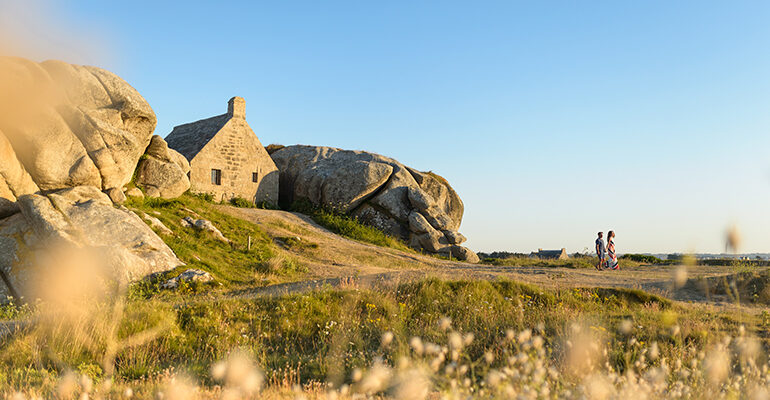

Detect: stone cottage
[165, 97, 278, 205]
[530, 248, 569, 260]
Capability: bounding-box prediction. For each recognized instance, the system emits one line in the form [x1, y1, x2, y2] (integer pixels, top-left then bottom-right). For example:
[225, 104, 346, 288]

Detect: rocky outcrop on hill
[135, 135, 191, 198]
[270, 145, 478, 262]
[0, 186, 183, 299]
[0, 57, 184, 299]
[0, 57, 157, 199]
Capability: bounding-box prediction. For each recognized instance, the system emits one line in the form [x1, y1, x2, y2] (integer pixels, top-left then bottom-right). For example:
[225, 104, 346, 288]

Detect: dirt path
[219, 206, 766, 309]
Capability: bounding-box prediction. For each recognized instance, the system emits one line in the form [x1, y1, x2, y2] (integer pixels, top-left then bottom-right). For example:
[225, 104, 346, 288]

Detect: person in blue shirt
[595, 232, 606, 270]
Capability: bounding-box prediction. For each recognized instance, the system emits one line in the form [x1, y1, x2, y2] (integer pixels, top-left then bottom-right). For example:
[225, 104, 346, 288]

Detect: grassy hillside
[124, 194, 308, 297]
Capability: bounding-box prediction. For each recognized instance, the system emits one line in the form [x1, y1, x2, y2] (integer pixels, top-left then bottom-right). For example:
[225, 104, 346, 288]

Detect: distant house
[165, 97, 278, 205]
[531, 248, 569, 260]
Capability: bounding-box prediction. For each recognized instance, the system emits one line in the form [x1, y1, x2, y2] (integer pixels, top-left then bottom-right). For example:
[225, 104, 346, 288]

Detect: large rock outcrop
[0, 57, 157, 199]
[0, 57, 182, 299]
[135, 135, 191, 198]
[0, 186, 183, 299]
[271, 145, 478, 262]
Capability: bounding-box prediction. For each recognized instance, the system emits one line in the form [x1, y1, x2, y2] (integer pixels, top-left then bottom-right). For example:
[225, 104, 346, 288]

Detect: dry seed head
[583, 374, 612, 400]
[381, 331, 394, 347]
[703, 347, 730, 386]
[389, 368, 430, 400]
[438, 317, 452, 331]
[351, 369, 363, 383]
[462, 333, 474, 346]
[409, 336, 424, 355]
[486, 370, 503, 387]
[161, 375, 198, 400]
[673, 265, 688, 289]
[649, 342, 660, 360]
[725, 225, 742, 253]
[357, 362, 392, 394]
[448, 332, 463, 351]
[670, 325, 681, 336]
[618, 319, 633, 335]
[211, 350, 264, 395]
[80, 375, 93, 393]
[57, 372, 78, 399]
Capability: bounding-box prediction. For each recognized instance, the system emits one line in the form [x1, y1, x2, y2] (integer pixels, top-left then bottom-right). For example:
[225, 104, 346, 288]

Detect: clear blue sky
[7, 1, 770, 253]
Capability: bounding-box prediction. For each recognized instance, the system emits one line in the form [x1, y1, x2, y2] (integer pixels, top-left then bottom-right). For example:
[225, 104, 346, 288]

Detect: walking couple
[595, 231, 618, 270]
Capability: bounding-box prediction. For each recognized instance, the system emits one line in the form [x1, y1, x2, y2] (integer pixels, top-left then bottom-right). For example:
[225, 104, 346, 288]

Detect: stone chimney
[227, 96, 246, 119]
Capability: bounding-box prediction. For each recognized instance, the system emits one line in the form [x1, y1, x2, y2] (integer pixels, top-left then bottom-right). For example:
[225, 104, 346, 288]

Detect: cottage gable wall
[188, 116, 278, 204]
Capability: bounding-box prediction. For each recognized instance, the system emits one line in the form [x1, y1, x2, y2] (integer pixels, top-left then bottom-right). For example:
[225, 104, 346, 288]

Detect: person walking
[595, 232, 606, 270]
[606, 230, 619, 270]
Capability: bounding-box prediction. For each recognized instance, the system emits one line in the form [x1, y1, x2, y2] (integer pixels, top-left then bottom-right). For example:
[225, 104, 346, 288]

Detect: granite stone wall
[189, 118, 278, 205]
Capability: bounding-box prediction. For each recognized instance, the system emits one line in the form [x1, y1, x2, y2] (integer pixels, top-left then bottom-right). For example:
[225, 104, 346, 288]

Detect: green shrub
[620, 254, 663, 264]
[229, 197, 256, 208]
[290, 200, 412, 252]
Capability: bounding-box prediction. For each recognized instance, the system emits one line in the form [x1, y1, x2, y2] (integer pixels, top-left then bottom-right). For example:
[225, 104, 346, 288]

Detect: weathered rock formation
[271, 145, 478, 262]
[161, 269, 213, 289]
[0, 57, 182, 299]
[135, 135, 191, 198]
[0, 57, 157, 199]
[0, 186, 183, 299]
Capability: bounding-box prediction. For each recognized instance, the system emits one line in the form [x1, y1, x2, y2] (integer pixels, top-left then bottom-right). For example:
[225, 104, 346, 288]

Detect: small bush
[290, 200, 412, 252]
[265, 144, 285, 154]
[229, 197, 256, 208]
[621, 254, 663, 264]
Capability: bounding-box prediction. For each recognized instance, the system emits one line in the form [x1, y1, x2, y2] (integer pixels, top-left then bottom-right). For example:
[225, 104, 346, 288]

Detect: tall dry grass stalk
[13, 244, 171, 383]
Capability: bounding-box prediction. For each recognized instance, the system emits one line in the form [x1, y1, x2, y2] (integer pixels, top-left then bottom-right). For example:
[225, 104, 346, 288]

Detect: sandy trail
[219, 206, 761, 308]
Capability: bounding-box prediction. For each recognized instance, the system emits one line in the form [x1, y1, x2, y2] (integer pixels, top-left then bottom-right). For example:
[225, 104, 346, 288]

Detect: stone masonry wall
[189, 119, 278, 205]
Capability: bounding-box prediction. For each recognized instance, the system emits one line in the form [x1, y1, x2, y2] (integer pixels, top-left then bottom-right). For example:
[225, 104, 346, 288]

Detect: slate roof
[164, 113, 230, 161]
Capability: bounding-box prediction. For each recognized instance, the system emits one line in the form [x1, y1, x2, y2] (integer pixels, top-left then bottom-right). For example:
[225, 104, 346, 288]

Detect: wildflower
[484, 351, 495, 364]
[517, 329, 532, 343]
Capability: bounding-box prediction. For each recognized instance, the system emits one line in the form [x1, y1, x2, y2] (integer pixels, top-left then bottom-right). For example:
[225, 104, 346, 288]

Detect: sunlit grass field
[0, 194, 769, 399]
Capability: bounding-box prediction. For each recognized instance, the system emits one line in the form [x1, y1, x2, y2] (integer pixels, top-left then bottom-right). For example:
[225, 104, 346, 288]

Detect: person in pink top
[606, 230, 619, 270]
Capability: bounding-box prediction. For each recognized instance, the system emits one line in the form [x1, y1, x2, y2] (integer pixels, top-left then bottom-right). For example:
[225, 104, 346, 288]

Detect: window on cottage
[252, 172, 259, 183]
[211, 169, 222, 185]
